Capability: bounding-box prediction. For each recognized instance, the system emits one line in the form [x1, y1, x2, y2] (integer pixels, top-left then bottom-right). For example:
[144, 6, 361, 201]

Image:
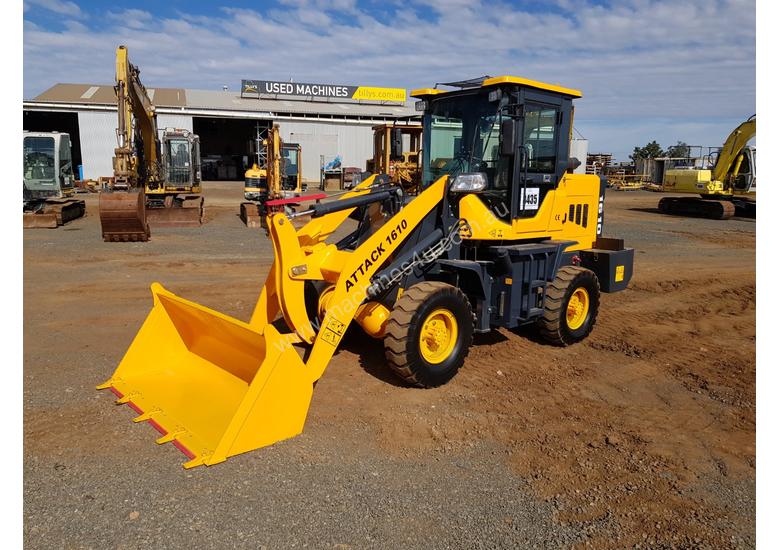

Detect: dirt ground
[24, 183, 755, 549]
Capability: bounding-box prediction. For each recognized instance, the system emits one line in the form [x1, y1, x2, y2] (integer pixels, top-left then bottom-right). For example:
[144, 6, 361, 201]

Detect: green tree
[630, 140, 664, 162]
[665, 141, 690, 158]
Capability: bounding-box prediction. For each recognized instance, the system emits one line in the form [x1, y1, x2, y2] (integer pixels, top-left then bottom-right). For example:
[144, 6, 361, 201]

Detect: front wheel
[538, 266, 600, 346]
[384, 282, 474, 388]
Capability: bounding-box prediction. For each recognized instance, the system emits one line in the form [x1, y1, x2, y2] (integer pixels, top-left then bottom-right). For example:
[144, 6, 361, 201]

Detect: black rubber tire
[538, 266, 600, 346]
[384, 281, 474, 388]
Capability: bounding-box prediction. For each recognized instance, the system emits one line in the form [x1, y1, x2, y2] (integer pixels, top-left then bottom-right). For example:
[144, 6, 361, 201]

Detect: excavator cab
[281, 143, 302, 192]
[161, 131, 201, 188]
[726, 146, 755, 194]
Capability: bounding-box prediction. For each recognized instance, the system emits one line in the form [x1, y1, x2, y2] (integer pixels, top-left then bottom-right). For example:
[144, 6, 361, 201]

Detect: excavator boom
[711, 115, 756, 185]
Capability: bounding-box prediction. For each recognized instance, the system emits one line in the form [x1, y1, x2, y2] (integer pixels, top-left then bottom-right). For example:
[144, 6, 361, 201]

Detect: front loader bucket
[97, 283, 313, 468]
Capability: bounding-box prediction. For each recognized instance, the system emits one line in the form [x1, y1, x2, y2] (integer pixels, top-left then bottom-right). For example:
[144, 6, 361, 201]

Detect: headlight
[450, 172, 487, 193]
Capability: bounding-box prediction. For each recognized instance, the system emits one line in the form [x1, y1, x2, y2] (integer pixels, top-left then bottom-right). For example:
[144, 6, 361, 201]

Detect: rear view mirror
[500, 119, 515, 156]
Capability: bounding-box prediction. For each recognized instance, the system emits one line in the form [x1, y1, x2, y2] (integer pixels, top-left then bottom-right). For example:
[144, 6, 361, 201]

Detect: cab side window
[523, 105, 558, 173]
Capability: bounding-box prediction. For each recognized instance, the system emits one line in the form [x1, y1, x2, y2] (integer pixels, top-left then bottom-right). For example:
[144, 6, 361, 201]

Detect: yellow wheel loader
[659, 115, 756, 219]
[98, 75, 634, 468]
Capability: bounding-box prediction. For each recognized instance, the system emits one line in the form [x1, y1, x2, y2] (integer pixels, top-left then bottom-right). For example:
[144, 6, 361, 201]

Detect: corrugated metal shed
[77, 111, 116, 179]
[25, 83, 417, 182]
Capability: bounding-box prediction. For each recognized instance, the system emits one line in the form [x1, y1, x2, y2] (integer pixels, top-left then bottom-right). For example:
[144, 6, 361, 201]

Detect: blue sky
[23, 0, 755, 159]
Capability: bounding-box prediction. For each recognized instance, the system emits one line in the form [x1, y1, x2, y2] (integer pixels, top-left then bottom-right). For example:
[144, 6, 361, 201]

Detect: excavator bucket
[99, 190, 150, 242]
[97, 283, 313, 468]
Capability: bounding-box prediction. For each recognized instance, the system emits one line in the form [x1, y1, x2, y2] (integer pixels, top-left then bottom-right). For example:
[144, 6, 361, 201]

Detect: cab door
[511, 90, 569, 229]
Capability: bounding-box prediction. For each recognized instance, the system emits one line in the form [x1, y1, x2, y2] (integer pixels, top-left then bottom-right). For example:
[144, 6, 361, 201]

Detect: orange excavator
[99, 45, 204, 242]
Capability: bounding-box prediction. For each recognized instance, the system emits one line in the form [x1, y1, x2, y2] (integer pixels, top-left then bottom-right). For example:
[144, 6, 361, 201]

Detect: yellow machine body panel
[457, 173, 601, 250]
[243, 163, 267, 195]
[662, 169, 724, 195]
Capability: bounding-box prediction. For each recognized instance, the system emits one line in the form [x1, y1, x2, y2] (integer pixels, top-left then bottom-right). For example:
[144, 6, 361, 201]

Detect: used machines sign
[241, 79, 406, 102]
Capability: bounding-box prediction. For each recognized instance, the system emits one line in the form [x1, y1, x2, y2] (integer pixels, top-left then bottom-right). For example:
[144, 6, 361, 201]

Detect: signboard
[241, 79, 406, 102]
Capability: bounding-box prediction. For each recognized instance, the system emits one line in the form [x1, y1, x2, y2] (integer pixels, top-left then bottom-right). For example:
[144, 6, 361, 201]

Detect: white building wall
[277, 121, 374, 182]
[77, 111, 116, 179]
[77, 111, 193, 180]
[157, 114, 193, 133]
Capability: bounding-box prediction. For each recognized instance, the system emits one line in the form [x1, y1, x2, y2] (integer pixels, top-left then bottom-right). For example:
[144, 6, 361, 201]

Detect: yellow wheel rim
[566, 287, 590, 330]
[419, 308, 458, 364]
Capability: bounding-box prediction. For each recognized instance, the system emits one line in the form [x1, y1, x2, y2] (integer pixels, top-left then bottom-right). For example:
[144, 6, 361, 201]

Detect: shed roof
[31, 83, 415, 118]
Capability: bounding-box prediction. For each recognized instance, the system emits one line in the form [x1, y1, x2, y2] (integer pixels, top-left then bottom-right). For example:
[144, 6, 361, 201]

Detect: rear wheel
[538, 266, 600, 346]
[384, 282, 473, 388]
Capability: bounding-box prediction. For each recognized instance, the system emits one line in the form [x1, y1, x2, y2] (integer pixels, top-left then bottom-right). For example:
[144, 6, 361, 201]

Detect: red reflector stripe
[109, 387, 122, 398]
[148, 418, 167, 436]
[172, 440, 196, 460]
[265, 192, 327, 207]
[128, 401, 143, 415]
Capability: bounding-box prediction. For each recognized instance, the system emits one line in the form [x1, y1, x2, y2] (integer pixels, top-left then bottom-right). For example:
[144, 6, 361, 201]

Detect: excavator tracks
[658, 197, 736, 220]
[23, 198, 86, 229]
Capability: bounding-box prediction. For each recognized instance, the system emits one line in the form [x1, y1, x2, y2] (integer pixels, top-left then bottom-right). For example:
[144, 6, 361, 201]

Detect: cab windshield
[23, 136, 56, 182]
[283, 147, 299, 176]
[422, 91, 509, 192]
[166, 139, 191, 184]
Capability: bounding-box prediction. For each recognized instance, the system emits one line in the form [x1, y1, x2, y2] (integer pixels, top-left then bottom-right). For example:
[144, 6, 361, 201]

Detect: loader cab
[415, 77, 578, 222]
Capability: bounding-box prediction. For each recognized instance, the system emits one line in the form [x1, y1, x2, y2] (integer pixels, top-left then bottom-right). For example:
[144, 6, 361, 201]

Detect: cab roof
[411, 75, 582, 99]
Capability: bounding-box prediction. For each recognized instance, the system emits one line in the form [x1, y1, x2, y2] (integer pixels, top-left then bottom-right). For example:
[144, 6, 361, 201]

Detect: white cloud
[23, 0, 755, 158]
[24, 0, 82, 18]
[106, 9, 153, 30]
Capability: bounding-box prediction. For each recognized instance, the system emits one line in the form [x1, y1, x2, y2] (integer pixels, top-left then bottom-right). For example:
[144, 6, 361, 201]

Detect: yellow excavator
[99, 45, 204, 242]
[241, 124, 311, 227]
[367, 122, 423, 194]
[98, 75, 634, 468]
[659, 115, 756, 219]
